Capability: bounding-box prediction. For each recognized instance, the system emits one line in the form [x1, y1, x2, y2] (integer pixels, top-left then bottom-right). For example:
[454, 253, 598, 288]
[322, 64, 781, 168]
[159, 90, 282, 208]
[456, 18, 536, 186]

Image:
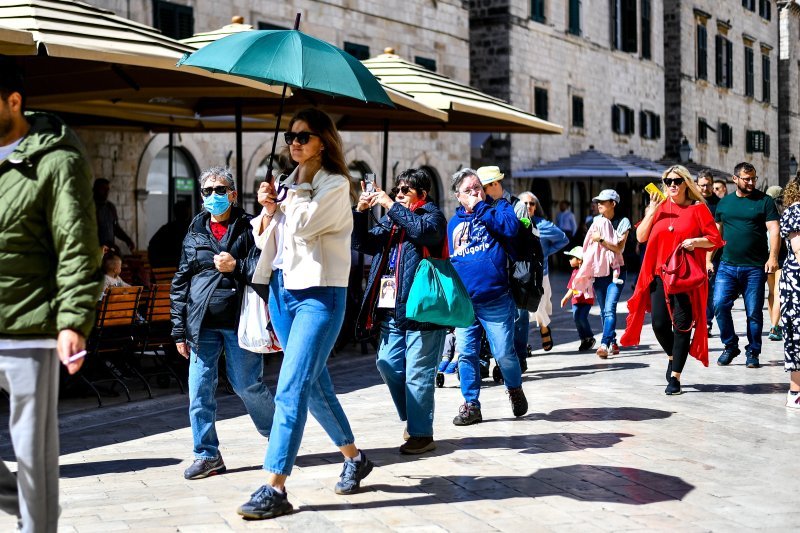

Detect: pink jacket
[572, 217, 623, 293]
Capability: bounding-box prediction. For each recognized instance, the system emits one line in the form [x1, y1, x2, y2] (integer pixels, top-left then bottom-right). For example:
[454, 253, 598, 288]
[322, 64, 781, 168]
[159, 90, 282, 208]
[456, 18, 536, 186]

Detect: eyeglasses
[662, 178, 684, 187]
[736, 175, 758, 183]
[391, 185, 412, 195]
[200, 185, 231, 197]
[284, 131, 320, 145]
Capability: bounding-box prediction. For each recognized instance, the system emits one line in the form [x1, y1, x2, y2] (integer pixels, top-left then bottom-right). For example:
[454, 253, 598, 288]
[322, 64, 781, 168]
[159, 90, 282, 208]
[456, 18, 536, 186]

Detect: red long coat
[620, 201, 724, 366]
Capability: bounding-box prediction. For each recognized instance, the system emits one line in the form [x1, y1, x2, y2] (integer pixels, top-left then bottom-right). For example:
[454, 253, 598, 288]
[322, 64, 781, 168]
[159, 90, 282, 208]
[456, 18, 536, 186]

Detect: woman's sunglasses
[284, 131, 320, 145]
[200, 185, 231, 197]
[662, 178, 684, 187]
[391, 185, 412, 195]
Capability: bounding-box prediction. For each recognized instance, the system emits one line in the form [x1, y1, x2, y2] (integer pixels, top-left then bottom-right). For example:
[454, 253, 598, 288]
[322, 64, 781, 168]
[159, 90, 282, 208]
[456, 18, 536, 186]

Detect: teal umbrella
[177, 15, 393, 179]
[177, 30, 393, 106]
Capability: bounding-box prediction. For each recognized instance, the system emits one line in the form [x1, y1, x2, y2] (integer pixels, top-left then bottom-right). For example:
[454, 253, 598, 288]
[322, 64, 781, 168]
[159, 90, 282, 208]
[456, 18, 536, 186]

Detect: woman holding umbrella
[238, 108, 373, 520]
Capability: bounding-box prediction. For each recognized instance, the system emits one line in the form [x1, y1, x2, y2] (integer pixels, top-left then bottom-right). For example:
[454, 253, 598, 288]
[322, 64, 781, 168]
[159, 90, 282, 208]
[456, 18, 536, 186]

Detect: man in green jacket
[0, 57, 103, 532]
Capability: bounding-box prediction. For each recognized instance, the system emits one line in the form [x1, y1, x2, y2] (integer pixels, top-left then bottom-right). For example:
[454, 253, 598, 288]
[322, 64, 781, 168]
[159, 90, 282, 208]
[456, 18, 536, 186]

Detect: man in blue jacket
[448, 168, 528, 425]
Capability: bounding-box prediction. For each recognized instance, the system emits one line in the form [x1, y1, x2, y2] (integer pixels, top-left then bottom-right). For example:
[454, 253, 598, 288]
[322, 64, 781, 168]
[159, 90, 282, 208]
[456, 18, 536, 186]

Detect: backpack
[506, 217, 545, 312]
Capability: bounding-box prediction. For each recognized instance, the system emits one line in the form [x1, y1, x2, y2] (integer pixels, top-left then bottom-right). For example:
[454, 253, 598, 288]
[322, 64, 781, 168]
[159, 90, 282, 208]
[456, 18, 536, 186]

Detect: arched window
[143, 146, 198, 244]
[419, 166, 443, 206]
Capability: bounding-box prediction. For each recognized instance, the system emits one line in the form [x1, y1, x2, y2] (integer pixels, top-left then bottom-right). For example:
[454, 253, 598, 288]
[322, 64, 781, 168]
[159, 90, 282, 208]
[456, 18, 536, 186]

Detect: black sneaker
[399, 436, 436, 455]
[745, 351, 760, 368]
[578, 337, 596, 351]
[183, 455, 226, 480]
[666, 359, 673, 383]
[237, 485, 293, 520]
[716, 347, 740, 366]
[507, 386, 528, 417]
[334, 452, 374, 495]
[452, 402, 482, 426]
[665, 376, 682, 395]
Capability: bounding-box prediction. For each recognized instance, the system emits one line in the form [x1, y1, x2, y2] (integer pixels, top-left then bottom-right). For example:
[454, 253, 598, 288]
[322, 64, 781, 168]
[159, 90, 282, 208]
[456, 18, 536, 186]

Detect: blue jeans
[706, 257, 721, 326]
[377, 318, 446, 438]
[593, 270, 627, 346]
[513, 307, 529, 361]
[572, 303, 593, 339]
[188, 328, 275, 460]
[713, 262, 767, 355]
[264, 270, 354, 476]
[455, 294, 522, 407]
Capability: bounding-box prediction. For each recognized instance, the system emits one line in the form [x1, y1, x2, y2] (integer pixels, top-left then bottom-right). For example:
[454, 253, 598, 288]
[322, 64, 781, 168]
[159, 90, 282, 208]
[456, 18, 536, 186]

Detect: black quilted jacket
[352, 201, 447, 338]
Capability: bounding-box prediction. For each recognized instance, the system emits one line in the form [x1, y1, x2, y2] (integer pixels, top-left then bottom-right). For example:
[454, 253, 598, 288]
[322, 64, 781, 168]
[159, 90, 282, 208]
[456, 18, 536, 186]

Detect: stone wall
[779, 2, 800, 185]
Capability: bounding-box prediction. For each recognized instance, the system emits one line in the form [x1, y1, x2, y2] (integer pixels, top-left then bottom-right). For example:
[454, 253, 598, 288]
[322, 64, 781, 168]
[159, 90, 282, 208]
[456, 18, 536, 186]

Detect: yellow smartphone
[644, 182, 666, 200]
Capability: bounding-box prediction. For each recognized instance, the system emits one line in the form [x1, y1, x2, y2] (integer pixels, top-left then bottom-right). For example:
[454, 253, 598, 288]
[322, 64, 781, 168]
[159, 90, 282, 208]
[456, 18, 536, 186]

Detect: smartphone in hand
[364, 173, 376, 193]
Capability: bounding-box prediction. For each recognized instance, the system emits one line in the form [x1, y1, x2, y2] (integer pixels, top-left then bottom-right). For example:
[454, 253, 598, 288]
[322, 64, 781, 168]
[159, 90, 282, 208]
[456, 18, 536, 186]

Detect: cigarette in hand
[67, 350, 87, 363]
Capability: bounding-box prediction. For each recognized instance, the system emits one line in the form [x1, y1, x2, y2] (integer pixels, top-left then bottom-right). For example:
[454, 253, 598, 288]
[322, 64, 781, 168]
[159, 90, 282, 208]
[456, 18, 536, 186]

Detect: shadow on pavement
[295, 432, 634, 469]
[307, 464, 693, 510]
[525, 406, 673, 422]
[525, 362, 650, 381]
[685, 382, 786, 394]
[60, 457, 182, 478]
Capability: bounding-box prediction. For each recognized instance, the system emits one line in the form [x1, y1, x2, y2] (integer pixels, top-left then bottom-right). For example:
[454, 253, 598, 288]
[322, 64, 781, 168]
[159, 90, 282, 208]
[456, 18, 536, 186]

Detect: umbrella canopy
[515, 148, 663, 179]
[0, 0, 282, 127]
[178, 29, 394, 107]
[362, 51, 563, 134]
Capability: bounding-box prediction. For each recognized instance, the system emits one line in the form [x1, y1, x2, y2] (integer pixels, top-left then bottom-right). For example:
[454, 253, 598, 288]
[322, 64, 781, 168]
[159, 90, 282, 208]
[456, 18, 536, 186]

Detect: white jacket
[252, 167, 352, 290]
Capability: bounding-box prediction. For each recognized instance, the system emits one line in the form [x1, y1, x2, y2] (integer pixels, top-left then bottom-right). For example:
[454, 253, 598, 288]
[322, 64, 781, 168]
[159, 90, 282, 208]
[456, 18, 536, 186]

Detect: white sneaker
[787, 392, 800, 409]
[596, 344, 609, 359]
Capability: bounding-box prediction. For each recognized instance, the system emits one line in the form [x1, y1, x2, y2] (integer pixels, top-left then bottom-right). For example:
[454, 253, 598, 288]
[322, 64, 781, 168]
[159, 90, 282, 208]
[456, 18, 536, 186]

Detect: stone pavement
[1, 272, 799, 532]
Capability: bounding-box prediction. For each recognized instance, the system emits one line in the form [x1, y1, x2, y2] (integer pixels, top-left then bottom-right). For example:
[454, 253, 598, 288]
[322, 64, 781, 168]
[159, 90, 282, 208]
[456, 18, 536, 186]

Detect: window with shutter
[611, 0, 637, 53]
[716, 35, 724, 85]
[568, 0, 581, 36]
[726, 40, 734, 88]
[698, 118, 708, 144]
[697, 25, 708, 80]
[344, 42, 370, 61]
[719, 123, 733, 147]
[612, 105, 620, 133]
[532, 0, 546, 23]
[765, 134, 770, 157]
[743, 0, 755, 11]
[759, 0, 771, 20]
[762, 54, 771, 103]
[572, 96, 584, 128]
[625, 107, 635, 134]
[534, 87, 549, 120]
[641, 0, 651, 59]
[745, 46, 754, 97]
[153, 0, 193, 40]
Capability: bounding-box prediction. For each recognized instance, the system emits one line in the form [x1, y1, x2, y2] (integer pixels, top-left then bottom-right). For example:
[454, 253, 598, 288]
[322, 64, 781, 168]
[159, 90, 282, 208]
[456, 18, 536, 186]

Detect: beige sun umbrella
[0, 0, 282, 119]
[363, 50, 563, 134]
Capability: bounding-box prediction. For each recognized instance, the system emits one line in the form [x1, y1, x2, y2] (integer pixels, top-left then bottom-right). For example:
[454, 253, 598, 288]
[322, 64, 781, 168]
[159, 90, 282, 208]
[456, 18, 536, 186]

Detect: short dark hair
[697, 169, 713, 182]
[733, 162, 756, 177]
[0, 55, 26, 108]
[93, 178, 110, 190]
[713, 178, 727, 186]
[395, 168, 432, 195]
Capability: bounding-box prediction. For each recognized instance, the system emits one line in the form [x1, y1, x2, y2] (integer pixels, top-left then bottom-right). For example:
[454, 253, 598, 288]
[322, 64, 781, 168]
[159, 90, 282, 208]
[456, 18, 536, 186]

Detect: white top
[0, 338, 57, 350]
[251, 167, 352, 290]
[0, 138, 23, 161]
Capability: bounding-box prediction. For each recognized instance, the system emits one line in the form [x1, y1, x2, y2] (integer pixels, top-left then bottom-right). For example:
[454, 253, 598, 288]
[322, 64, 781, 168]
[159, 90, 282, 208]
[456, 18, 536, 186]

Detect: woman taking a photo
[778, 178, 800, 409]
[238, 109, 372, 520]
[352, 168, 448, 455]
[621, 165, 722, 395]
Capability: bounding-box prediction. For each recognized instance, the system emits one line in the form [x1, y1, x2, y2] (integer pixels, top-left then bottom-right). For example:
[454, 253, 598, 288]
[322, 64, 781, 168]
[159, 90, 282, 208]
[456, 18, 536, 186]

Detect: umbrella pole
[266, 13, 302, 183]
[235, 99, 243, 197]
[168, 128, 174, 222]
[381, 119, 389, 190]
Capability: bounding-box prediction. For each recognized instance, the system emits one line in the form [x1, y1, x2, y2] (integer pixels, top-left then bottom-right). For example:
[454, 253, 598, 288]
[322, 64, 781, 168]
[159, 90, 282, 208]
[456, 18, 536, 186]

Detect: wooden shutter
[716, 35, 723, 85]
[726, 40, 734, 88]
[697, 25, 707, 80]
[612, 105, 620, 133]
[622, 0, 637, 53]
[625, 107, 635, 135]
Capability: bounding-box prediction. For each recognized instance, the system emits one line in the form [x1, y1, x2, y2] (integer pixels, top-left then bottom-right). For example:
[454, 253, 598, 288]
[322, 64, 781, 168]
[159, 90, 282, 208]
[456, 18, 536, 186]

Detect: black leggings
[650, 276, 693, 374]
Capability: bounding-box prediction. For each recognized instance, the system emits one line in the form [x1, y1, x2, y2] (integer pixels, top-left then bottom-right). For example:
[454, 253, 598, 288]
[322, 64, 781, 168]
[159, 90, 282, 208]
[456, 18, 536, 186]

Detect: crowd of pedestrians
[2, 53, 799, 530]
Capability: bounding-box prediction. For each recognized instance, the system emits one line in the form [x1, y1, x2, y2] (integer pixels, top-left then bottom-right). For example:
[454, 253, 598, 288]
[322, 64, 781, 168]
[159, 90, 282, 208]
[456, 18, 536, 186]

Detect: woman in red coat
[620, 165, 723, 395]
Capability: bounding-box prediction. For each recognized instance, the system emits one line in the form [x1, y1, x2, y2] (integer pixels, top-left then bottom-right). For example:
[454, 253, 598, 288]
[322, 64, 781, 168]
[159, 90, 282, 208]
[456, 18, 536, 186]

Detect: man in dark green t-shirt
[713, 162, 780, 369]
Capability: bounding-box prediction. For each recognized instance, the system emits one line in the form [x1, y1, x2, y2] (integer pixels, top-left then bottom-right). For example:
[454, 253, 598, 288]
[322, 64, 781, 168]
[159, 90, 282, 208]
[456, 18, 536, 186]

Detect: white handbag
[237, 285, 281, 354]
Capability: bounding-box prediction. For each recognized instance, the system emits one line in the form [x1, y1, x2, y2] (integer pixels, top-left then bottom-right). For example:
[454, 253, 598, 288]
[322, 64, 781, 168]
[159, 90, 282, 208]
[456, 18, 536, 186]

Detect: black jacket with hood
[170, 206, 254, 348]
[352, 201, 447, 339]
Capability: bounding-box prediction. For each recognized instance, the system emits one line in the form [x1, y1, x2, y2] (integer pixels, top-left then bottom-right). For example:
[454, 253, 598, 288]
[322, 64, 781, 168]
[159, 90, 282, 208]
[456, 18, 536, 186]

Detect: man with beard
[713, 162, 780, 369]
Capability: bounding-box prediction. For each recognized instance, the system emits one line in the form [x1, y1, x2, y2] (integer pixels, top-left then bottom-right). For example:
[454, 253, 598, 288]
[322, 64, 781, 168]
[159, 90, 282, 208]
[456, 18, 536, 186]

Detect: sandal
[540, 326, 553, 351]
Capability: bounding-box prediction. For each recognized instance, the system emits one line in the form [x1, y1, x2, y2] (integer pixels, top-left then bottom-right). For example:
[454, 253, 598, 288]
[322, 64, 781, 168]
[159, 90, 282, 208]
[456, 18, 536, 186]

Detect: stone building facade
[468, 0, 666, 218]
[78, 0, 471, 248]
[664, 0, 780, 184]
[779, 1, 800, 185]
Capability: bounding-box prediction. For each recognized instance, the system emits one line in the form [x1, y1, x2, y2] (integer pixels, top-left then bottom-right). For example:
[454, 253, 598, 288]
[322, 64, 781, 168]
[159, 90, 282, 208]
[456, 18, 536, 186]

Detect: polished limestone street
[1, 272, 798, 531]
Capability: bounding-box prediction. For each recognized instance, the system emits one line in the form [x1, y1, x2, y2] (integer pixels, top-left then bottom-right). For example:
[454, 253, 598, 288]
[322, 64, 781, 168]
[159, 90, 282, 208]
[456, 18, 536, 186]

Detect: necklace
[668, 200, 674, 232]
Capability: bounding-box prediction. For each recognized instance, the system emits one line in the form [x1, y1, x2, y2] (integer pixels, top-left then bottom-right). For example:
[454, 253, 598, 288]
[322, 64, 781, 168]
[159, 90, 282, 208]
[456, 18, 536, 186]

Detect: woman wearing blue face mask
[170, 166, 275, 481]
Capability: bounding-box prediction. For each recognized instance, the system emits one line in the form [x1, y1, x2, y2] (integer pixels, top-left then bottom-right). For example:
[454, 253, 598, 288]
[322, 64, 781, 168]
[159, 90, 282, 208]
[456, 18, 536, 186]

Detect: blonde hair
[784, 178, 800, 207]
[662, 165, 706, 204]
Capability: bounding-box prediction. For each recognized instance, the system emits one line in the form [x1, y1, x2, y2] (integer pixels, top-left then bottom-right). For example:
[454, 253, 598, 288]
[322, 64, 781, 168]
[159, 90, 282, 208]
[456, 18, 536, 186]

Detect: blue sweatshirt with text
[448, 197, 520, 304]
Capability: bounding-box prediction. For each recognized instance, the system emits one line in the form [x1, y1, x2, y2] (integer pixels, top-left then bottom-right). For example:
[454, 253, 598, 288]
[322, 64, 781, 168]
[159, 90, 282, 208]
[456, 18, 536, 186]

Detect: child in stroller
[437, 327, 530, 387]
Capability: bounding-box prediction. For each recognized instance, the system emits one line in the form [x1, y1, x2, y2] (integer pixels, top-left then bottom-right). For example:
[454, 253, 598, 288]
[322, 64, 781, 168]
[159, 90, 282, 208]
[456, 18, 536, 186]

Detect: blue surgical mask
[203, 193, 231, 216]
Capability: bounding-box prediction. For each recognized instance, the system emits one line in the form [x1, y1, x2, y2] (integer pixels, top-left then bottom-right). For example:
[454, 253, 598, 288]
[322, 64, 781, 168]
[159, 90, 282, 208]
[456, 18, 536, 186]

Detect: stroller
[437, 327, 522, 387]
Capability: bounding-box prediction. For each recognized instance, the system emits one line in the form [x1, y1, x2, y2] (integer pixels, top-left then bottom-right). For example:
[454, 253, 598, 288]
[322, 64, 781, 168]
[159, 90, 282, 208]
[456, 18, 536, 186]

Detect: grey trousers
[0, 348, 60, 533]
